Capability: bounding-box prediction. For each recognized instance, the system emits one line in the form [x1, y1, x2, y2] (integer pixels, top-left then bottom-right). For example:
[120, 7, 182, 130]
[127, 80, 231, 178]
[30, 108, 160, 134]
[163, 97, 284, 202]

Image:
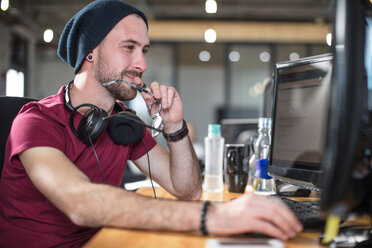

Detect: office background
[0, 0, 332, 143]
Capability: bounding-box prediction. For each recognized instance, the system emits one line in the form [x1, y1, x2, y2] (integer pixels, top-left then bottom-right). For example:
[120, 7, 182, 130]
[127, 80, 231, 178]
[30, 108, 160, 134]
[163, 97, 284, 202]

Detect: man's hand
[133, 77, 183, 133]
[207, 193, 303, 240]
[132, 78, 201, 200]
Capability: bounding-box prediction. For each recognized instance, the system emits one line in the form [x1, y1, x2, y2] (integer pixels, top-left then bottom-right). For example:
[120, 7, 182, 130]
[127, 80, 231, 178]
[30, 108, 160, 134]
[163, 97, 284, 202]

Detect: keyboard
[270, 196, 326, 230]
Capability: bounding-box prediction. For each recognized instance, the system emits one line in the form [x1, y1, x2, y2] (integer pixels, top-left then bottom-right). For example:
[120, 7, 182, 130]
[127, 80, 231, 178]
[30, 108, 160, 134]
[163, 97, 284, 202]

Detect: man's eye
[124, 45, 134, 50]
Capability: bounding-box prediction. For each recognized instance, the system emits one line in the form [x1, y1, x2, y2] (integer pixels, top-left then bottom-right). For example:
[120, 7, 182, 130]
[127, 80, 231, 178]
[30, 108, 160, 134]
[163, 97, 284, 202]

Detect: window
[6, 69, 24, 96]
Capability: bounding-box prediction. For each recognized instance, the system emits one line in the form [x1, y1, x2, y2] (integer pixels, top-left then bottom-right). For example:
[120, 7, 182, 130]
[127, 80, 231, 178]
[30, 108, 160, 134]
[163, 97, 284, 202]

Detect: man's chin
[116, 92, 137, 101]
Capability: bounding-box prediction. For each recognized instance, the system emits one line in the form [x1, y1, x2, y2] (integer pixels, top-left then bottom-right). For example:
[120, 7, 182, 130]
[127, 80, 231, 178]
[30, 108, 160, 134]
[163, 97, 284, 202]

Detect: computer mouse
[277, 184, 311, 197]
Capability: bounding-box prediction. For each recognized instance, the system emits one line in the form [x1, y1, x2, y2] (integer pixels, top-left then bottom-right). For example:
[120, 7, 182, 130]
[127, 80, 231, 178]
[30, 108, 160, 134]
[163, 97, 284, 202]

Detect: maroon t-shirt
[0, 86, 157, 247]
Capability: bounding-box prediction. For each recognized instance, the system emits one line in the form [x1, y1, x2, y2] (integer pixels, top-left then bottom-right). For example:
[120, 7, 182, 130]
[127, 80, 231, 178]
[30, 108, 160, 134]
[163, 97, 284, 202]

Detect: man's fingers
[150, 81, 161, 99]
[249, 197, 303, 236]
[212, 193, 303, 239]
[160, 85, 168, 108]
[244, 219, 290, 240]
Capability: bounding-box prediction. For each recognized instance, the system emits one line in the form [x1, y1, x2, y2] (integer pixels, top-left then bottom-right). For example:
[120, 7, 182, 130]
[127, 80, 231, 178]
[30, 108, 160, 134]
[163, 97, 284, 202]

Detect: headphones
[64, 81, 146, 145]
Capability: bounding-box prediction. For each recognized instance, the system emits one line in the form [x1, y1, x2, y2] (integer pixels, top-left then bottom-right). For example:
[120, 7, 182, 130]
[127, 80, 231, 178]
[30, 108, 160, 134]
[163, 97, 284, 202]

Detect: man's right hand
[206, 193, 303, 240]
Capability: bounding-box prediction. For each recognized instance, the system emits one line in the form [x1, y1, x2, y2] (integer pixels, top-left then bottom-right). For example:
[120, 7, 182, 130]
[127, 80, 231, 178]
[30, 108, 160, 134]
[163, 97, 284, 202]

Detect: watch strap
[163, 119, 189, 142]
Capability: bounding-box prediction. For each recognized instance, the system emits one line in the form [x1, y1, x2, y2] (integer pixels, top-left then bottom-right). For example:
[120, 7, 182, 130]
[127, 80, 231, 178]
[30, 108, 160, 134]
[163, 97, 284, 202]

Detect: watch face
[151, 114, 164, 137]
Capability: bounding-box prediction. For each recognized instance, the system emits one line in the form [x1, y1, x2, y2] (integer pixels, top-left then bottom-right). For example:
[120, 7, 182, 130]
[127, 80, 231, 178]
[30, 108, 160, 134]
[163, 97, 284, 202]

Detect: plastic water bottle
[204, 124, 225, 194]
[251, 118, 276, 195]
[249, 118, 270, 186]
[255, 118, 271, 160]
[253, 159, 276, 195]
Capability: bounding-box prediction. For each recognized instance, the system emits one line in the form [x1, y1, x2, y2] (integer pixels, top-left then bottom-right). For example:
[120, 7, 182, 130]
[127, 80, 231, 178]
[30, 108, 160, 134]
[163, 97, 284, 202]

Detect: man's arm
[20, 146, 201, 231]
[135, 78, 202, 201]
[20, 146, 302, 239]
[133, 136, 202, 200]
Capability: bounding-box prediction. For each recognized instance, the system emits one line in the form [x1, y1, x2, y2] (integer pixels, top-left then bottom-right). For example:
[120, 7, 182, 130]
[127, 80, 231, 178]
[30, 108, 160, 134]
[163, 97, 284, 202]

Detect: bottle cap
[258, 118, 271, 129]
[208, 124, 221, 137]
[254, 159, 272, 179]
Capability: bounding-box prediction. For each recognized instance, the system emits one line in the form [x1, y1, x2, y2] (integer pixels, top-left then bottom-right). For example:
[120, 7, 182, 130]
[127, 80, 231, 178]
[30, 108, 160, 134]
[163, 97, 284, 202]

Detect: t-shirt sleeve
[8, 107, 66, 162]
[129, 128, 157, 160]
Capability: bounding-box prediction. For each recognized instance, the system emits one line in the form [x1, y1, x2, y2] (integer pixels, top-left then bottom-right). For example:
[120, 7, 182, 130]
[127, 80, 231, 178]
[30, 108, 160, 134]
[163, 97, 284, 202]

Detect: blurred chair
[120, 161, 147, 190]
[0, 96, 37, 177]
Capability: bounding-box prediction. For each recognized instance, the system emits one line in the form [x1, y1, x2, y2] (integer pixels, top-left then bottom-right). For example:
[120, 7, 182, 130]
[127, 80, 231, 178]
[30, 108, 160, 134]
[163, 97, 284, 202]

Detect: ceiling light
[229, 51, 240, 62]
[199, 50, 211, 62]
[204, 29, 217, 43]
[1, 0, 9, 11]
[259, 51, 271, 63]
[205, 0, 217, 14]
[43, 29, 54, 43]
[289, 52, 300, 61]
[326, 33, 332, 46]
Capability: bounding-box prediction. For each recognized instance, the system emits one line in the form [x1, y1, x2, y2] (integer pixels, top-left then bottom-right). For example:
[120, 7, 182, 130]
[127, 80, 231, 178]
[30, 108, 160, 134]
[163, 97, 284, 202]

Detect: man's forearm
[167, 136, 202, 200]
[72, 184, 202, 232]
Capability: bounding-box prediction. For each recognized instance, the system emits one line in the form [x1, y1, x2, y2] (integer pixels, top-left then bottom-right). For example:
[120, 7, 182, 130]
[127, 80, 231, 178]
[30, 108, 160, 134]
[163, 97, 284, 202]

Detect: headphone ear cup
[108, 111, 145, 145]
[76, 107, 108, 143]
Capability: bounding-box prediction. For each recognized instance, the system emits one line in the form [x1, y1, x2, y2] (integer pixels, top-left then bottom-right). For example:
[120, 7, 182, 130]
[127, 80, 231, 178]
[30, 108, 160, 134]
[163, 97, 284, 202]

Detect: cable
[87, 127, 156, 198]
[142, 138, 157, 198]
[89, 135, 107, 184]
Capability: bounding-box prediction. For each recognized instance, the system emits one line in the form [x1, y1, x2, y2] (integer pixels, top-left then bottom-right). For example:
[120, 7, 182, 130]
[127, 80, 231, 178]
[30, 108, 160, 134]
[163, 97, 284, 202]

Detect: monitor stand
[322, 172, 372, 247]
[328, 226, 372, 247]
[276, 183, 312, 197]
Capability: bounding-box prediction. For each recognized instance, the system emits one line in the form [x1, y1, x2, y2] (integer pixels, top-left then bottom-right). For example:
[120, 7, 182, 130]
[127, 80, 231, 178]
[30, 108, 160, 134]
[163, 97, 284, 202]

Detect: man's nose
[133, 52, 147, 72]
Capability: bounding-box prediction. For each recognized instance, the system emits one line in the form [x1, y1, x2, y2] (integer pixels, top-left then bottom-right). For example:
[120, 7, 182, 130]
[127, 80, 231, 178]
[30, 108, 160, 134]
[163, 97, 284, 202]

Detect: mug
[224, 144, 251, 193]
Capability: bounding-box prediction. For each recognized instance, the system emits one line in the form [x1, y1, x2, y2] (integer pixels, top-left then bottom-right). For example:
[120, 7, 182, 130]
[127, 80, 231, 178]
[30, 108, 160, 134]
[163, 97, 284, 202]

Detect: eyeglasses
[103, 80, 164, 137]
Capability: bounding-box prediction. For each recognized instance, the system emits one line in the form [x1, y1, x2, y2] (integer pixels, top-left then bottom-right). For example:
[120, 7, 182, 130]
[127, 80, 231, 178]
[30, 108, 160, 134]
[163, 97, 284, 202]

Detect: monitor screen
[268, 54, 333, 191]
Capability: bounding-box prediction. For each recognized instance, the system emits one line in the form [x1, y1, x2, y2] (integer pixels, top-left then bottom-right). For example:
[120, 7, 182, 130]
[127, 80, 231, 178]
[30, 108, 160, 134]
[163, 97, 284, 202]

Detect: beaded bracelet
[200, 201, 211, 235]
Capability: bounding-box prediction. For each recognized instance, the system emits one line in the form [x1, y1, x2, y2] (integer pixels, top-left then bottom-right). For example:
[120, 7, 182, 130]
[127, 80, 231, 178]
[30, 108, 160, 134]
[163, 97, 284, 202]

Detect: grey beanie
[57, 0, 148, 74]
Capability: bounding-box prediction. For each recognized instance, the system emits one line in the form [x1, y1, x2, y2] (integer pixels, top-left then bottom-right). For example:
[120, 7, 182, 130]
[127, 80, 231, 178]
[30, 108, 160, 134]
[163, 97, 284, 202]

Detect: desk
[83, 187, 346, 248]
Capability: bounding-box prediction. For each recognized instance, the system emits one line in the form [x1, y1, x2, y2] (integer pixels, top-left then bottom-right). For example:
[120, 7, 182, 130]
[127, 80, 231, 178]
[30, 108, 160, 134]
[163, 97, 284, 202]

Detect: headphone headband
[64, 81, 124, 113]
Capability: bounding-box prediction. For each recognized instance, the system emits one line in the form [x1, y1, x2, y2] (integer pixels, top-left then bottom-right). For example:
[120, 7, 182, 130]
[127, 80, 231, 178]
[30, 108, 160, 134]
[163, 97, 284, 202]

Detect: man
[0, 0, 302, 247]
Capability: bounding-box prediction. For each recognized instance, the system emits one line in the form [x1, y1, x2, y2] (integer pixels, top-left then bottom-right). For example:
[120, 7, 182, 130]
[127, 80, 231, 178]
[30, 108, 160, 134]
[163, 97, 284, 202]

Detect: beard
[94, 47, 140, 101]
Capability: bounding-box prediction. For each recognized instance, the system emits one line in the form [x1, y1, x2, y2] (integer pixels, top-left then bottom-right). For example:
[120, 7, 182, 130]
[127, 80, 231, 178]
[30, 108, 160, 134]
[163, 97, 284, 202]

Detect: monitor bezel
[268, 53, 333, 191]
[320, 0, 369, 211]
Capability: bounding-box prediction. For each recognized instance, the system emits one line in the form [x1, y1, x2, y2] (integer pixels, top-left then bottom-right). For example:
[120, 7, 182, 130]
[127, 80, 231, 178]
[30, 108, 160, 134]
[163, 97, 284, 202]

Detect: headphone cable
[142, 138, 157, 199]
[88, 130, 156, 199]
[89, 135, 107, 184]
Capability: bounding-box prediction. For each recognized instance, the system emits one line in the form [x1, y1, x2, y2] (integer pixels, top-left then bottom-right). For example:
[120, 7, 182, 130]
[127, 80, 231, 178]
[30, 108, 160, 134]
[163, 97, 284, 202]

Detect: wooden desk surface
[83, 187, 332, 248]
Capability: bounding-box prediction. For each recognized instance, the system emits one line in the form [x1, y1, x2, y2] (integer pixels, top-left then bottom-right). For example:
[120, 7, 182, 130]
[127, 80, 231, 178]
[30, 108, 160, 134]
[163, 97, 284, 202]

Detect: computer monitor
[268, 53, 333, 191]
[321, 0, 372, 219]
[220, 118, 258, 144]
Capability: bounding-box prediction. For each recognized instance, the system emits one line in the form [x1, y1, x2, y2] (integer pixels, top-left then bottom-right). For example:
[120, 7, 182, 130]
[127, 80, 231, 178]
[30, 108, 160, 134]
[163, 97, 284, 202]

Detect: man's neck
[71, 73, 116, 114]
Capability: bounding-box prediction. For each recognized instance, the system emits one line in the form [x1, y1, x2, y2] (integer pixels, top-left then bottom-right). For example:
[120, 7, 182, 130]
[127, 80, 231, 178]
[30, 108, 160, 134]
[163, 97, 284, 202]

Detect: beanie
[57, 0, 148, 75]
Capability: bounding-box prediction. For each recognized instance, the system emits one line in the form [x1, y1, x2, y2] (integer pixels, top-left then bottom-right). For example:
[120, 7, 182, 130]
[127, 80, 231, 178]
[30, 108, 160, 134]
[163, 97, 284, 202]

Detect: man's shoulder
[16, 88, 68, 126]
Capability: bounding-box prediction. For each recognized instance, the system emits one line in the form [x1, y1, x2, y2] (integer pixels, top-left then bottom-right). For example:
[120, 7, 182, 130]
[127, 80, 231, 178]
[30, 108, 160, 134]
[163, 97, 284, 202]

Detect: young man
[0, 0, 302, 247]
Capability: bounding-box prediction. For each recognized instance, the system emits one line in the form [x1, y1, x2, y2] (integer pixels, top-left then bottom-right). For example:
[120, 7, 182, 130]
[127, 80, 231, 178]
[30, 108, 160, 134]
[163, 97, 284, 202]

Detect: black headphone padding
[108, 111, 145, 145]
[65, 82, 147, 145]
[69, 103, 109, 144]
